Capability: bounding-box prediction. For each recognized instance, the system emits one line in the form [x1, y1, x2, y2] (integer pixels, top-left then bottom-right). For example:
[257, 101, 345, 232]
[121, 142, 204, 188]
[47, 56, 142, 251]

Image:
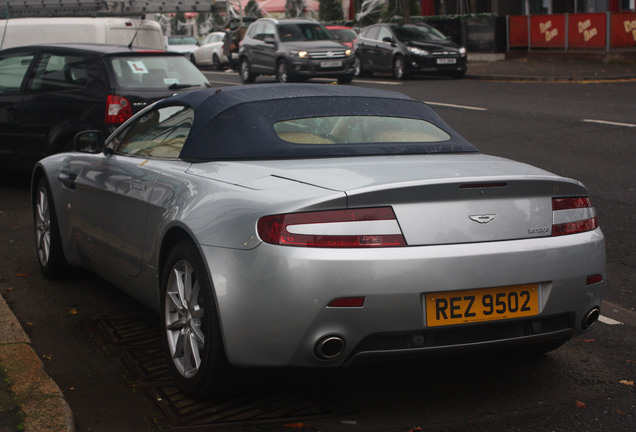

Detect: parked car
[189, 31, 231, 70]
[238, 18, 355, 84]
[32, 84, 605, 398]
[325, 25, 358, 48]
[165, 35, 199, 57]
[0, 43, 210, 169]
[354, 22, 467, 79]
[0, 17, 166, 50]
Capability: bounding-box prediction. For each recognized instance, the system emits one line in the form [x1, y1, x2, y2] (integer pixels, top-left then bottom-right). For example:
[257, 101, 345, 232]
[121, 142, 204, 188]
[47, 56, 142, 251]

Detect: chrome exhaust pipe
[315, 336, 345, 360]
[582, 307, 600, 329]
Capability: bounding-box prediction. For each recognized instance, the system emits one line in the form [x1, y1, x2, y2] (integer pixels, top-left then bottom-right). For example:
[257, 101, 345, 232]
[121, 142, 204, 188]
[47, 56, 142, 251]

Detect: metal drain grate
[94, 318, 332, 431]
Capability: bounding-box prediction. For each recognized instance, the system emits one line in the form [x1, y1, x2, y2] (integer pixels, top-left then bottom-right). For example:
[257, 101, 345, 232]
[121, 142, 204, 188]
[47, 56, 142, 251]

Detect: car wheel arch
[159, 226, 197, 278]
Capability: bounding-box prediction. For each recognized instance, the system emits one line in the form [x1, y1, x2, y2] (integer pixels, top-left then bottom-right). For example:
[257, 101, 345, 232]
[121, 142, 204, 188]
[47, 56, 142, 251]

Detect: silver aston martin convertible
[32, 84, 605, 397]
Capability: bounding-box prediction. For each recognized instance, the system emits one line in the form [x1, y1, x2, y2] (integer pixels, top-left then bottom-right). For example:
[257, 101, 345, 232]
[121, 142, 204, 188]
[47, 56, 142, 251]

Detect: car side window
[261, 23, 276, 40]
[0, 53, 35, 93]
[114, 105, 194, 159]
[377, 27, 393, 43]
[365, 26, 380, 41]
[30, 53, 89, 91]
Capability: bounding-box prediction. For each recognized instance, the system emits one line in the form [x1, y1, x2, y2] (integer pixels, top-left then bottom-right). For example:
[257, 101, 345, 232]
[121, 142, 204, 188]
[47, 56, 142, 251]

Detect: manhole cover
[94, 318, 332, 431]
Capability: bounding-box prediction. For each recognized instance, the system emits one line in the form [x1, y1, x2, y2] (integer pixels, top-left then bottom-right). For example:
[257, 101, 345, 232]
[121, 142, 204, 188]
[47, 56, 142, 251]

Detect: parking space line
[599, 315, 624, 325]
[583, 119, 636, 128]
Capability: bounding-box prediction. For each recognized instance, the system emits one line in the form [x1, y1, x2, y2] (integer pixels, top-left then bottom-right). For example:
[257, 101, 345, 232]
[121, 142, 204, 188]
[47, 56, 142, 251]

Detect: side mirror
[382, 36, 394, 44]
[74, 130, 105, 154]
[264, 35, 276, 45]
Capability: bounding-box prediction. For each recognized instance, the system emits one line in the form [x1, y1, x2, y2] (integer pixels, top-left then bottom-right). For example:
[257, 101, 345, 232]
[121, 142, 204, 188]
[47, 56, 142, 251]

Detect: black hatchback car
[0, 43, 210, 169]
[354, 23, 467, 79]
[238, 18, 355, 84]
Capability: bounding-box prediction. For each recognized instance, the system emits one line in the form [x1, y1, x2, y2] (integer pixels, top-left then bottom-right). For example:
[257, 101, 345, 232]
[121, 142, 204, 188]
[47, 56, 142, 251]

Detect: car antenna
[128, 14, 146, 49]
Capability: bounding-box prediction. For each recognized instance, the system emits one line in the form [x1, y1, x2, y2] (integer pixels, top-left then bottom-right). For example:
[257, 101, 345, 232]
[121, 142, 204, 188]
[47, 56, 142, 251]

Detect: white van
[0, 17, 166, 50]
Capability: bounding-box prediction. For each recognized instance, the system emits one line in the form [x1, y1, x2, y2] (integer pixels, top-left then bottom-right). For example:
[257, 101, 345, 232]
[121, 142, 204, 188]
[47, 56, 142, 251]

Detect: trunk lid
[188, 153, 589, 245]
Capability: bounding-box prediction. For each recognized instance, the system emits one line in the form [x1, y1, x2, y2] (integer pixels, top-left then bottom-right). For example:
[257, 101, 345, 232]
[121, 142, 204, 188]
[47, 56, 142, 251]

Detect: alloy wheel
[34, 186, 51, 266]
[277, 60, 289, 83]
[164, 259, 206, 379]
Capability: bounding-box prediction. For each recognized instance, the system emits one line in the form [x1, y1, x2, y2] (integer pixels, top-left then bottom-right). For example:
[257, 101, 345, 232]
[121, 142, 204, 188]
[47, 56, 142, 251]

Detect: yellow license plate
[425, 284, 539, 327]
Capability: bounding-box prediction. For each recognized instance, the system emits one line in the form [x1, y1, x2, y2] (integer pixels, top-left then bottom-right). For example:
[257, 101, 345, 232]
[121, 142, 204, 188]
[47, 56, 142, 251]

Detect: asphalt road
[1, 73, 634, 431]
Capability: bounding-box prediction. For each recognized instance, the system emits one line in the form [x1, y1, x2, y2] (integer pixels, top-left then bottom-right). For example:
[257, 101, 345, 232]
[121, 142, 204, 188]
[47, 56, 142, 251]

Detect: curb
[0, 294, 76, 432]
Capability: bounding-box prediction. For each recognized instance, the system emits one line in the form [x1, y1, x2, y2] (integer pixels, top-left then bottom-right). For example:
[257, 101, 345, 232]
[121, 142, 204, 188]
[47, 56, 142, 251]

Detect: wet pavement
[466, 50, 636, 82]
[0, 50, 634, 432]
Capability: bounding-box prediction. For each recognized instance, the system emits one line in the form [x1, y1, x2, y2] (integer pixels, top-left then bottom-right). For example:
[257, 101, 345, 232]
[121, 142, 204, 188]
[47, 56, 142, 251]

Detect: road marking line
[599, 315, 624, 325]
[424, 101, 488, 111]
[583, 119, 636, 128]
[354, 79, 403, 86]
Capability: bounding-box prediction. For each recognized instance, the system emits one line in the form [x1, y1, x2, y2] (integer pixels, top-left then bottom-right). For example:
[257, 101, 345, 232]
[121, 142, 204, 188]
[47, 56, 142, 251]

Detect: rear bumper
[202, 228, 605, 368]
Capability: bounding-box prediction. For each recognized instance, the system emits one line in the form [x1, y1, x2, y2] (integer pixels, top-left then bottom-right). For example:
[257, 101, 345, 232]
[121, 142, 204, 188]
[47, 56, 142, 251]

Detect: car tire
[338, 74, 354, 84]
[212, 54, 221, 71]
[189, 53, 198, 67]
[276, 59, 290, 83]
[239, 58, 256, 84]
[353, 55, 366, 77]
[33, 176, 69, 278]
[393, 55, 409, 80]
[161, 239, 229, 398]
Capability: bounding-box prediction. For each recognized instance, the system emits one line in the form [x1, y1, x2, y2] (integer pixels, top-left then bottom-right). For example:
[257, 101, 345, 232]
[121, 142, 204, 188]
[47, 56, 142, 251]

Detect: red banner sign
[530, 15, 566, 48]
[508, 15, 528, 47]
[611, 12, 636, 47]
[569, 13, 606, 48]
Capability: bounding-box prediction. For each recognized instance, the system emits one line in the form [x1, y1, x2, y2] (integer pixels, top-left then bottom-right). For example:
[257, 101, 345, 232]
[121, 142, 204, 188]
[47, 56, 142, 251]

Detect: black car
[0, 43, 210, 169]
[238, 18, 355, 84]
[354, 23, 467, 79]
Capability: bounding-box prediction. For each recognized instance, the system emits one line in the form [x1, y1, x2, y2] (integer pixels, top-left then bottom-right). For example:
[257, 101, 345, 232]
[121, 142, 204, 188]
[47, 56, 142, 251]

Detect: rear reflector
[552, 197, 598, 236]
[257, 207, 406, 248]
[586, 274, 603, 285]
[327, 297, 366, 307]
[105, 95, 133, 124]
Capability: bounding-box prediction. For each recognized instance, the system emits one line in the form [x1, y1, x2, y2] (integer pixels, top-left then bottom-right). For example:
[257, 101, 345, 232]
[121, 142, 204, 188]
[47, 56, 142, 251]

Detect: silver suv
[238, 18, 355, 84]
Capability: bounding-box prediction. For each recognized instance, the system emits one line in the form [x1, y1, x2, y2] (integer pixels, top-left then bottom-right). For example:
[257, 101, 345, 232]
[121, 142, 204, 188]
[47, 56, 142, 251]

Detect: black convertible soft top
[152, 83, 478, 160]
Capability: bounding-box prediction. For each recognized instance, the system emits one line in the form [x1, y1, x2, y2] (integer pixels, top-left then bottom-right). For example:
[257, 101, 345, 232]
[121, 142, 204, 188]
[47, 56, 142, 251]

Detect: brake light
[552, 197, 598, 236]
[257, 207, 406, 248]
[105, 95, 133, 124]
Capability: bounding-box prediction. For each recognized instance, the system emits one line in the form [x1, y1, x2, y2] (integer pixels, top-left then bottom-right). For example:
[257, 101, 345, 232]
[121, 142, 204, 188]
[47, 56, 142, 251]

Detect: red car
[325, 25, 358, 48]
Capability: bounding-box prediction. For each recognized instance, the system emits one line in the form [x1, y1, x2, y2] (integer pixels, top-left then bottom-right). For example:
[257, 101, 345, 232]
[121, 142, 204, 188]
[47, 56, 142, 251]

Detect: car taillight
[552, 197, 598, 236]
[105, 95, 133, 124]
[257, 207, 406, 248]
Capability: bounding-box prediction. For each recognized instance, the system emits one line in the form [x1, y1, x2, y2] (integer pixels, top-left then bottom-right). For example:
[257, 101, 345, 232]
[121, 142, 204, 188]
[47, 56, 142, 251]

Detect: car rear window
[109, 55, 208, 89]
[274, 116, 450, 145]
